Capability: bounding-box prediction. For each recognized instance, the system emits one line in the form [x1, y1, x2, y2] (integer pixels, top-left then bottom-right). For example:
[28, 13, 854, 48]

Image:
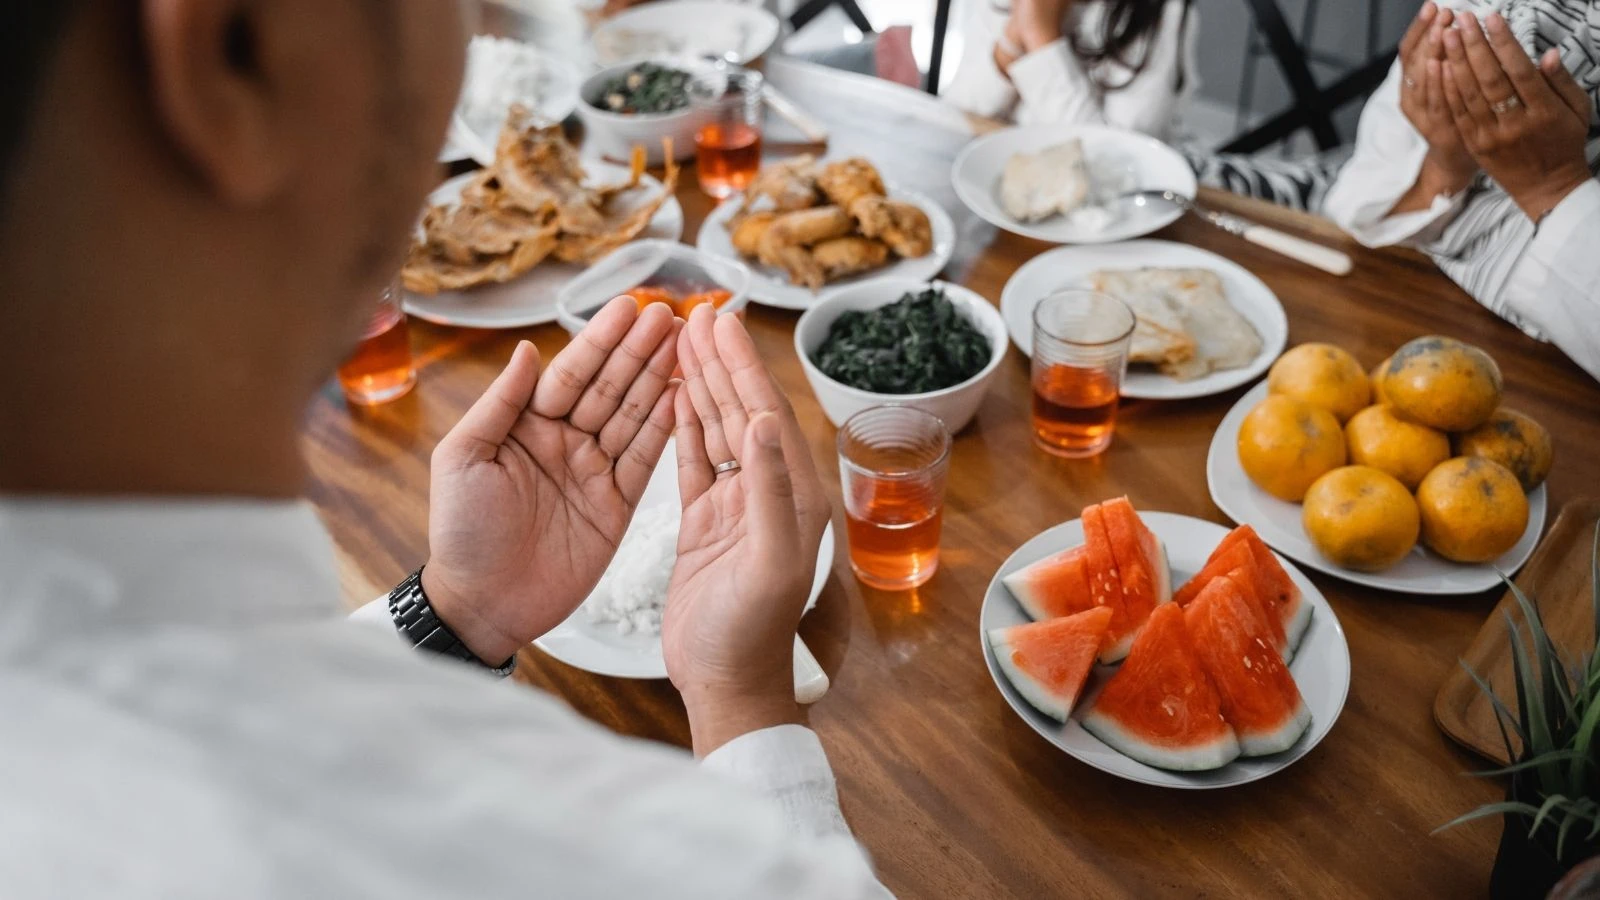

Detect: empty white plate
[696, 184, 955, 311]
[535, 440, 834, 679]
[403, 165, 683, 329]
[1207, 381, 1547, 595]
[1000, 240, 1288, 400]
[952, 123, 1197, 245]
[980, 511, 1350, 789]
[592, 1, 781, 66]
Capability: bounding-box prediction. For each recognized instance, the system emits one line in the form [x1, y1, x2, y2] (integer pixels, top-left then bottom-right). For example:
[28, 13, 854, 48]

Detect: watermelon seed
[1243, 656, 1253, 670]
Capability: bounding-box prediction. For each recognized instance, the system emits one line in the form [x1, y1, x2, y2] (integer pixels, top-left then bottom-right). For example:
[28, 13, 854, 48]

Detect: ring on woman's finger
[1404, 76, 1418, 90]
[1491, 96, 1522, 114]
[713, 460, 742, 476]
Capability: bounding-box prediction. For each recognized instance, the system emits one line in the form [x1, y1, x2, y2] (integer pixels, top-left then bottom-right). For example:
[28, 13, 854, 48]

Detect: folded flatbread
[1087, 268, 1263, 381]
[1000, 139, 1089, 223]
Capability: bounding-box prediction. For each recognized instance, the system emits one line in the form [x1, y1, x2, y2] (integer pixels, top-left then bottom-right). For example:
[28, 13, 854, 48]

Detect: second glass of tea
[689, 66, 763, 199]
[838, 406, 952, 591]
[1031, 290, 1136, 458]
[338, 277, 416, 406]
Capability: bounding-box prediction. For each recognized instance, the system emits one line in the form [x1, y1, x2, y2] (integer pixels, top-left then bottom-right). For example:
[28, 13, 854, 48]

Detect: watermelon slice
[1178, 526, 1312, 654]
[1002, 546, 1095, 622]
[988, 607, 1114, 721]
[1173, 545, 1291, 660]
[1100, 496, 1173, 625]
[1079, 604, 1241, 772]
[1081, 504, 1134, 664]
[1183, 578, 1312, 757]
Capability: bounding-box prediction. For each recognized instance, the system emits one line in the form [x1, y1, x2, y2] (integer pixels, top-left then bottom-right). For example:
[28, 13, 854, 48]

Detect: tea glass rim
[836, 405, 952, 483]
[1032, 289, 1136, 349]
[689, 64, 764, 108]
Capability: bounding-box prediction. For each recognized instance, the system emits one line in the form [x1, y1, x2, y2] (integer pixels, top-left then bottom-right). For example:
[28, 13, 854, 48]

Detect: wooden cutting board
[1434, 499, 1600, 765]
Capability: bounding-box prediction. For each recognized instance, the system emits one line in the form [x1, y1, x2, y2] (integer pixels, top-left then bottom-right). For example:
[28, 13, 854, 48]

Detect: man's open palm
[424, 298, 681, 663]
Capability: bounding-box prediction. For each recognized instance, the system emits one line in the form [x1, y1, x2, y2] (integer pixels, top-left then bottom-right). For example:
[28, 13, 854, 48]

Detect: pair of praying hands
[1397, 2, 1594, 221]
[421, 299, 829, 746]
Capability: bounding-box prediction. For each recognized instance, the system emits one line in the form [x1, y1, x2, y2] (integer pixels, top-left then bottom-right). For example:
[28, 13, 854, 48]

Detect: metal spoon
[1117, 189, 1353, 276]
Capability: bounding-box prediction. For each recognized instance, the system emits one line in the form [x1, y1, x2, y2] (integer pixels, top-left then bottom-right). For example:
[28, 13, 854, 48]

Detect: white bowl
[555, 240, 751, 335]
[794, 279, 1010, 433]
[576, 59, 718, 164]
[592, 1, 781, 67]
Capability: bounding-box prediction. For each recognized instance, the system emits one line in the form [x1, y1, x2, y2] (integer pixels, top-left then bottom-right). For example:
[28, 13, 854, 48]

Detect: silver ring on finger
[1404, 75, 1417, 90]
[713, 459, 742, 476]
[1491, 96, 1522, 115]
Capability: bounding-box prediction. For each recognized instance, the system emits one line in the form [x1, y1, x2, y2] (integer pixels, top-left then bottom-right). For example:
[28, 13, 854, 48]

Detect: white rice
[458, 36, 578, 141]
[584, 504, 681, 636]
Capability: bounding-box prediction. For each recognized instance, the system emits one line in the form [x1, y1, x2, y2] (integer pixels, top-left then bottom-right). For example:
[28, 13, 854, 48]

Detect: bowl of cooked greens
[577, 59, 717, 165]
[795, 279, 1010, 433]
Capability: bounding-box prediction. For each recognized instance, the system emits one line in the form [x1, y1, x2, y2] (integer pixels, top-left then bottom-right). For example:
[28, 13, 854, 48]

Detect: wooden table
[304, 58, 1600, 898]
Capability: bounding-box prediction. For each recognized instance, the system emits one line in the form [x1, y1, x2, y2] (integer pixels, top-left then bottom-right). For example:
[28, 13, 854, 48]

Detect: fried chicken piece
[402, 230, 561, 294]
[848, 195, 934, 259]
[762, 206, 855, 250]
[759, 241, 826, 290]
[729, 211, 780, 258]
[737, 154, 821, 214]
[816, 158, 886, 209]
[812, 236, 890, 282]
[493, 107, 611, 235]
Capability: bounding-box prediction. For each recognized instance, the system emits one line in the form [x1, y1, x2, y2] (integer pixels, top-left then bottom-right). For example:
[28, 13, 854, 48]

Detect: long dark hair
[1070, 0, 1187, 90]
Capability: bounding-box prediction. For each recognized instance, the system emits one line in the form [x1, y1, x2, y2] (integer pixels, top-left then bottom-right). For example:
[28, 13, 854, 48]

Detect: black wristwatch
[388, 567, 516, 678]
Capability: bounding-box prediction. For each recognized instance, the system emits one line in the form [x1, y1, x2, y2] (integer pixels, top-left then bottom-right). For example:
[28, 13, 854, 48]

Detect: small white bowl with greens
[576, 59, 716, 165]
[795, 280, 1010, 433]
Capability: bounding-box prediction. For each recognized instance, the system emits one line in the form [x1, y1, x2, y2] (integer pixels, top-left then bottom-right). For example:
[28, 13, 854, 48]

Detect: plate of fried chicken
[403, 107, 683, 329]
[695, 156, 954, 310]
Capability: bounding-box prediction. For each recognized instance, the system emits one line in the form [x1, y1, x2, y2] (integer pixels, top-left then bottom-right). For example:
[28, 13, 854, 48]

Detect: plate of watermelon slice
[981, 499, 1350, 789]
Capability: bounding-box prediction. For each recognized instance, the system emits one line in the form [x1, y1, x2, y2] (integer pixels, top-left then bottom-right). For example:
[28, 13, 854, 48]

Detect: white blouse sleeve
[1499, 179, 1600, 383]
[1008, 0, 1191, 136]
[1324, 61, 1467, 247]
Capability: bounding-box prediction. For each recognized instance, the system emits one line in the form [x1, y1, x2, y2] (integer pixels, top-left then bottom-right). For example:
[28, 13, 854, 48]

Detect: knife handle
[794, 635, 830, 705]
[1240, 224, 1353, 276]
[764, 87, 830, 145]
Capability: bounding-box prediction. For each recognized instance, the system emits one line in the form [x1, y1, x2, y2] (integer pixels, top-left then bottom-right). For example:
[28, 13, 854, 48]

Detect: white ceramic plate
[980, 511, 1351, 789]
[695, 185, 956, 311]
[403, 165, 684, 329]
[1000, 240, 1288, 400]
[1207, 381, 1548, 595]
[592, 1, 781, 66]
[535, 440, 835, 678]
[952, 123, 1197, 245]
[444, 43, 585, 166]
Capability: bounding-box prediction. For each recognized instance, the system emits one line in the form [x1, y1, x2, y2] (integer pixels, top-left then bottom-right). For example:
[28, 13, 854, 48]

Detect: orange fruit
[1302, 466, 1421, 572]
[1267, 343, 1371, 423]
[1345, 405, 1452, 491]
[1371, 355, 1394, 405]
[1383, 336, 1503, 432]
[1237, 395, 1347, 502]
[1453, 408, 1554, 492]
[1416, 457, 1529, 563]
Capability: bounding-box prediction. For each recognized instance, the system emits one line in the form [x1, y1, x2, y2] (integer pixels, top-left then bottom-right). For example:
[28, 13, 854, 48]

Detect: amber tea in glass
[1031, 290, 1135, 458]
[338, 278, 416, 406]
[690, 67, 763, 199]
[838, 406, 952, 591]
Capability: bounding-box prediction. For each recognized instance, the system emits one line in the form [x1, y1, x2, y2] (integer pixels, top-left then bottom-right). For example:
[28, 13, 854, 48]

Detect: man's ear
[142, 0, 293, 205]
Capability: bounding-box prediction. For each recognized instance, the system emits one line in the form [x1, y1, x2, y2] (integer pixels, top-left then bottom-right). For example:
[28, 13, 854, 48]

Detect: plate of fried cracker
[403, 107, 683, 329]
[1000, 240, 1287, 400]
[695, 156, 956, 310]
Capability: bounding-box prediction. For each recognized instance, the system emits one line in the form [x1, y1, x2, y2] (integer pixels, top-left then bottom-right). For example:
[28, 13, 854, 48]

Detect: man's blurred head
[0, 1, 467, 496]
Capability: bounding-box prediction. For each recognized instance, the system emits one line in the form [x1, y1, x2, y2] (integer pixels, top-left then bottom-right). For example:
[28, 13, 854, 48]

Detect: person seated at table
[941, 0, 1197, 138]
[1192, 1, 1600, 382]
[0, 1, 889, 896]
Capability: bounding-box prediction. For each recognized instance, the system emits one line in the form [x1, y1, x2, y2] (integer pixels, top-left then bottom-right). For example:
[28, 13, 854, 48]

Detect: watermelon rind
[1079, 710, 1242, 772]
[1098, 628, 1136, 666]
[988, 628, 1071, 722]
[1283, 595, 1313, 657]
[1238, 697, 1313, 757]
[1001, 570, 1056, 623]
[1152, 539, 1173, 605]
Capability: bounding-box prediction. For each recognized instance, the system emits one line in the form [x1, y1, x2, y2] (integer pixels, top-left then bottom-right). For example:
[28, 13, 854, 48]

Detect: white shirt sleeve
[1008, 0, 1190, 136]
[939, 1, 1019, 120]
[1498, 179, 1600, 382]
[1324, 62, 1467, 247]
[701, 724, 853, 839]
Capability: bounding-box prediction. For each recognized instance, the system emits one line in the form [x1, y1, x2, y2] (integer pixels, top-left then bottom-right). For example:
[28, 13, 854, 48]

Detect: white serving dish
[575, 59, 720, 164]
[554, 240, 751, 335]
[794, 278, 1010, 433]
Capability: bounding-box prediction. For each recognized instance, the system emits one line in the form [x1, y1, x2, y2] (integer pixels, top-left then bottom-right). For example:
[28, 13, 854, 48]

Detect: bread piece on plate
[1087, 269, 1196, 369]
[1000, 140, 1090, 223]
[1144, 269, 1263, 380]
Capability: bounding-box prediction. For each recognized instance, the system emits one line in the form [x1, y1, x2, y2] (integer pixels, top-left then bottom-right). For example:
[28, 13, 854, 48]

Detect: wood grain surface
[303, 59, 1600, 898]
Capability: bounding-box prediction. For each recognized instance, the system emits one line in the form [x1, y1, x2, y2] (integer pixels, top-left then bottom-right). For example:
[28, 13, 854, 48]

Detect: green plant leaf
[1531, 793, 1571, 837]
[1591, 521, 1599, 650]
[1434, 801, 1542, 834]
[1471, 749, 1589, 779]
[1568, 683, 1600, 798]
[1460, 660, 1527, 757]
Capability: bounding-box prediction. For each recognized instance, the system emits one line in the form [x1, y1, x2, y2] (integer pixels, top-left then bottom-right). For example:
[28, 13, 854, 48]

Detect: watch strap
[388, 567, 516, 678]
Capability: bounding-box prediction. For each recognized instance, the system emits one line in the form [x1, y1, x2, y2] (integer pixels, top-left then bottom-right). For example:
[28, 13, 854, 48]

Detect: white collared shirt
[0, 498, 890, 899]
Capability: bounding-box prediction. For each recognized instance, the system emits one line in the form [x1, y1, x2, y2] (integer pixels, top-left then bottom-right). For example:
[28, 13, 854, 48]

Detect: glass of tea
[338, 277, 416, 406]
[1030, 290, 1135, 458]
[689, 66, 763, 199]
[837, 406, 952, 591]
